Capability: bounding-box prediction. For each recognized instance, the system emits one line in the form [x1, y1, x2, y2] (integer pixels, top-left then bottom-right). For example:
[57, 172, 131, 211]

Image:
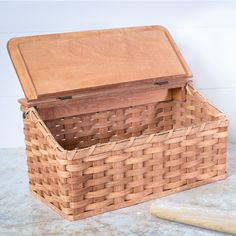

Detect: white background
[1, 1, 236, 148]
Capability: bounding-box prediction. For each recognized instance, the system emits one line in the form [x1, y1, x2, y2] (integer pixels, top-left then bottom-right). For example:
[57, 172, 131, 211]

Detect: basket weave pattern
[23, 85, 228, 220]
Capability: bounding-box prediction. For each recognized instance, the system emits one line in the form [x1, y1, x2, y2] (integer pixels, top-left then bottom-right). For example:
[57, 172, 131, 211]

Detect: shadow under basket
[22, 84, 228, 220]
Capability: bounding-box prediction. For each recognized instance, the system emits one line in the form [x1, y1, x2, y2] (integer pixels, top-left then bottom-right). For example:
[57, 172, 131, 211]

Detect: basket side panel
[23, 115, 74, 215]
[62, 120, 228, 220]
[44, 100, 178, 150]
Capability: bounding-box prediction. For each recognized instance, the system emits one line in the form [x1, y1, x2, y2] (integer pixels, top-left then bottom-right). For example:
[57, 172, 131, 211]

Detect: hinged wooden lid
[8, 25, 192, 101]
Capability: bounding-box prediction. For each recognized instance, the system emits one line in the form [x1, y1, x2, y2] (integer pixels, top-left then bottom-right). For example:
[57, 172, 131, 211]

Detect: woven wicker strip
[23, 84, 228, 220]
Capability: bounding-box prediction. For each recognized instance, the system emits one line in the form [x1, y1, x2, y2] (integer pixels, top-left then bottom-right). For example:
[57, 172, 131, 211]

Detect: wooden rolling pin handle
[150, 202, 236, 235]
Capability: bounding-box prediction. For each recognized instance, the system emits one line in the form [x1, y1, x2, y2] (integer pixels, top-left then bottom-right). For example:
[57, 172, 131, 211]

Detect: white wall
[1, 1, 236, 148]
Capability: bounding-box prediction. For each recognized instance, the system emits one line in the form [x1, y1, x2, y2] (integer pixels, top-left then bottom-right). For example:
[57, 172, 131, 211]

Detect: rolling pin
[150, 202, 236, 235]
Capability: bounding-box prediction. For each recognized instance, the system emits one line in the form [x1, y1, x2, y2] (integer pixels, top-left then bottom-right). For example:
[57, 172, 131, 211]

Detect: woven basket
[22, 84, 228, 220]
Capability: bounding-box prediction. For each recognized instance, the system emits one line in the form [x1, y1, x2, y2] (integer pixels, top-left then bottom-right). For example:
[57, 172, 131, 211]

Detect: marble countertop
[0, 144, 235, 236]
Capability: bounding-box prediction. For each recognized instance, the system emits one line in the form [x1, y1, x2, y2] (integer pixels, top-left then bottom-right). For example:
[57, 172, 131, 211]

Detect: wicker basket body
[22, 84, 228, 220]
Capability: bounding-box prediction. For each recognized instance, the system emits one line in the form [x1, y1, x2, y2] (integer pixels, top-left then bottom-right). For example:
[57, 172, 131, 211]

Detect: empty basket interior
[37, 87, 220, 151]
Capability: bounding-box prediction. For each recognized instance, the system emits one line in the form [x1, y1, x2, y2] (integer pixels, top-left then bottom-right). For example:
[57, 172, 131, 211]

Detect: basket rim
[24, 83, 228, 160]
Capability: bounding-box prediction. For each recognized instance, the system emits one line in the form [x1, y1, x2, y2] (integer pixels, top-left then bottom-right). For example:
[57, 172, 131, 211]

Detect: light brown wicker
[22, 84, 228, 220]
[8, 26, 228, 220]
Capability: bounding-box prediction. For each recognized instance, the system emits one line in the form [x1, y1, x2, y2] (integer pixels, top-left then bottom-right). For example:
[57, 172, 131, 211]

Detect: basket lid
[8, 25, 192, 101]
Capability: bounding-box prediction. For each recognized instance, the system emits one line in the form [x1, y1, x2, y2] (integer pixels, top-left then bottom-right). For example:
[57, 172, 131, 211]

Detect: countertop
[1, 144, 235, 236]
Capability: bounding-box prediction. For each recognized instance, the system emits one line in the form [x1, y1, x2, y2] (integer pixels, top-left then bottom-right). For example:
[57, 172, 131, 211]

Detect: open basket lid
[8, 25, 192, 101]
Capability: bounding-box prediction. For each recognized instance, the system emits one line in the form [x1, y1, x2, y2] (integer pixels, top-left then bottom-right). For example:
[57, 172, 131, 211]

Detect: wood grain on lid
[8, 26, 192, 100]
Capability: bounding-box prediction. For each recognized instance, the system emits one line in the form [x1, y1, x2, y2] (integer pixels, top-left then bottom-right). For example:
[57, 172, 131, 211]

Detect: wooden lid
[8, 25, 192, 101]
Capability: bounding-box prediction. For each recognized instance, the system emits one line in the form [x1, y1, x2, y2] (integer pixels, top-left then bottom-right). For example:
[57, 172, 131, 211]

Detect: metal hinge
[57, 95, 73, 100]
[154, 80, 169, 85]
